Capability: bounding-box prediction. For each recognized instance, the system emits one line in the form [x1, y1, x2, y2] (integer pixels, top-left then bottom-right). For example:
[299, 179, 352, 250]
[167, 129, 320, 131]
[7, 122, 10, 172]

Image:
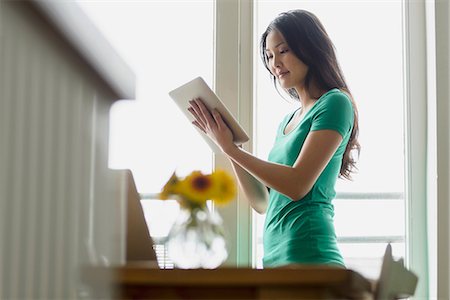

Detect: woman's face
[265, 29, 309, 91]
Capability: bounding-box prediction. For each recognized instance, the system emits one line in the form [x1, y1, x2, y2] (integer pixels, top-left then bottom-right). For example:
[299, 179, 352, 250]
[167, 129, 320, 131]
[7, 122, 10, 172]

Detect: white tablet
[168, 76, 249, 153]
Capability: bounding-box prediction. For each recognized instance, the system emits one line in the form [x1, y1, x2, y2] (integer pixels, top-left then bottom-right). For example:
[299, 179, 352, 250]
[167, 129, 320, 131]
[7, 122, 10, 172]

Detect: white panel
[53, 52, 70, 299]
[0, 2, 128, 299]
[37, 35, 59, 299]
[0, 3, 14, 297]
[9, 8, 28, 298]
[76, 81, 97, 298]
[65, 67, 85, 299]
[92, 93, 124, 265]
[22, 14, 43, 298]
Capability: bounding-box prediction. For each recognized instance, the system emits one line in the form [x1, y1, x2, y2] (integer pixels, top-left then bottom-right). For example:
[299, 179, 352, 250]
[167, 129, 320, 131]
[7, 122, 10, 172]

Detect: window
[77, 0, 215, 267]
[77, 2, 429, 295]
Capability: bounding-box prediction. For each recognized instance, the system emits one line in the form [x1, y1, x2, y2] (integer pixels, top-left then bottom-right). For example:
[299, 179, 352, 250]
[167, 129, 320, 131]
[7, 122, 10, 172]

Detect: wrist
[223, 143, 240, 157]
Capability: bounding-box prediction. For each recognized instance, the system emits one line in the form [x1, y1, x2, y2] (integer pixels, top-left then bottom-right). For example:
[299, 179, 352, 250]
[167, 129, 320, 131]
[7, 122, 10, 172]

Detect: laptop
[124, 170, 159, 267]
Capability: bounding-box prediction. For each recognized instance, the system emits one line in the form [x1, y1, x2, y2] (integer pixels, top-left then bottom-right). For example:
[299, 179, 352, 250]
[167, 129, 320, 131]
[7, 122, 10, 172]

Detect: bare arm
[188, 98, 343, 202]
[223, 129, 342, 201]
[229, 158, 269, 214]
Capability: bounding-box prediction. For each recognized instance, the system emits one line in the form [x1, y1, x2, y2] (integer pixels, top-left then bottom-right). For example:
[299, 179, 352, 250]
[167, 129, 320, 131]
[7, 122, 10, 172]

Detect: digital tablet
[168, 76, 249, 153]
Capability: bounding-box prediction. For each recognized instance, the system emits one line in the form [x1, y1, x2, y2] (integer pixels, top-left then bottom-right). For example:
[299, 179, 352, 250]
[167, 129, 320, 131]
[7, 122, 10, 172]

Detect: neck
[296, 87, 318, 111]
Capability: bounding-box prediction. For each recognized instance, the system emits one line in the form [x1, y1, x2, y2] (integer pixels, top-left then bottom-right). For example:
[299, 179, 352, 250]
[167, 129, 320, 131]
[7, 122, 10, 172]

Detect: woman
[188, 9, 360, 268]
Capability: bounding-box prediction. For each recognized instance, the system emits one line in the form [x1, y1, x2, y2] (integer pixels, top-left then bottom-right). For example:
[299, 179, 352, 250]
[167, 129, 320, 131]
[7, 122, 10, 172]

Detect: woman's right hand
[188, 98, 236, 153]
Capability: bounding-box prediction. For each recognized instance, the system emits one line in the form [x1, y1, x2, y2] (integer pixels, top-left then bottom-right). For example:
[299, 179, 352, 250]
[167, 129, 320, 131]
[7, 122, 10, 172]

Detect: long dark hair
[260, 9, 360, 180]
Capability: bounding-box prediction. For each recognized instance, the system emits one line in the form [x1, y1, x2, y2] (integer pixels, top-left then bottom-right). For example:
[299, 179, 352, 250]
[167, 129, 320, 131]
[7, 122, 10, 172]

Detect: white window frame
[213, 0, 254, 267]
[403, 1, 429, 298]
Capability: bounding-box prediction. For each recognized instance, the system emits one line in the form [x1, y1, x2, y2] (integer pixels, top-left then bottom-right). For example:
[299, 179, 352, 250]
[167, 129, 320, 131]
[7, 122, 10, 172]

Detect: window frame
[403, 0, 429, 298]
[213, 0, 254, 267]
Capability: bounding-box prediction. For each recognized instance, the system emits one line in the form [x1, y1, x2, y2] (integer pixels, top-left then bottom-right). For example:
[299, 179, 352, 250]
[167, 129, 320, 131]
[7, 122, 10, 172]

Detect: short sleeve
[310, 93, 354, 138]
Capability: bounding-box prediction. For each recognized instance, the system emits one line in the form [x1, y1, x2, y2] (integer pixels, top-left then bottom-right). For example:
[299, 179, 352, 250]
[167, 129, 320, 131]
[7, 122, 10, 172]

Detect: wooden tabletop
[81, 264, 373, 299]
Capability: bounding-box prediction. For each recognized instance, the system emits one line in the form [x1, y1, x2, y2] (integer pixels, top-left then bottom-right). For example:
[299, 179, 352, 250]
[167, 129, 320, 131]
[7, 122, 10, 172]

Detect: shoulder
[315, 89, 353, 114]
[310, 89, 354, 137]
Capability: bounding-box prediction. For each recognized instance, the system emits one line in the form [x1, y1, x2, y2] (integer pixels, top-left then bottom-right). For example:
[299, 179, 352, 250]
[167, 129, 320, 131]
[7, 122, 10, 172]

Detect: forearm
[230, 159, 269, 214]
[224, 145, 310, 201]
[187, 99, 340, 202]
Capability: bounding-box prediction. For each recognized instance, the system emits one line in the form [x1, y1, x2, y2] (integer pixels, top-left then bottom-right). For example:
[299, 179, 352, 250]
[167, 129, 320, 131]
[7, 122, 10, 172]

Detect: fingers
[187, 106, 206, 129]
[192, 120, 206, 133]
[212, 109, 224, 130]
[188, 98, 216, 129]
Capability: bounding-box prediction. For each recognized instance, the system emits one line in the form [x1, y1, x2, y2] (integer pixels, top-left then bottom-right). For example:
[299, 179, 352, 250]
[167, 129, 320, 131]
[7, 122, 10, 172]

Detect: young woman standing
[188, 9, 360, 268]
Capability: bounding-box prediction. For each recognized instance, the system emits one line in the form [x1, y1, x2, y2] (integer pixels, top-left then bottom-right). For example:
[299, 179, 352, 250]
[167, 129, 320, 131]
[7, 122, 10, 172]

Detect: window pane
[78, 1, 215, 193]
[254, 0, 405, 273]
[334, 199, 405, 237]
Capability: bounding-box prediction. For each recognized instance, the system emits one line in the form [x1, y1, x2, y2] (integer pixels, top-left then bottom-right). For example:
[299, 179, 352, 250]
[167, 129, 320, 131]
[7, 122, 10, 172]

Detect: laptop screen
[124, 170, 158, 265]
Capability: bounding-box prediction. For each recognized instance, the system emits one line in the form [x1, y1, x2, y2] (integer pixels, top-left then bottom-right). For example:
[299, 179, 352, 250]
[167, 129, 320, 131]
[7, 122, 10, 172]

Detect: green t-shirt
[263, 88, 354, 268]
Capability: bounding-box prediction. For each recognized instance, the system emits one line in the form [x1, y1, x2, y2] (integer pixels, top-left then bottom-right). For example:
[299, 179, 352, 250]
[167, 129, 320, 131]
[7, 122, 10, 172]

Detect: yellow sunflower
[210, 169, 236, 205]
[178, 171, 214, 205]
[159, 169, 236, 209]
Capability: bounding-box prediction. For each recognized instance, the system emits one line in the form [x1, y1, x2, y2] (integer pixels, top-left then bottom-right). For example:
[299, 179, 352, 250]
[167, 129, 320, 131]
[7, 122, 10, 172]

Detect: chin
[278, 81, 293, 90]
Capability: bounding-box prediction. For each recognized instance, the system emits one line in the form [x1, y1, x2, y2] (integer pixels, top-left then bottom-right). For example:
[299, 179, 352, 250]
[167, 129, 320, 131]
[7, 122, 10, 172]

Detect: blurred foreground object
[374, 244, 418, 299]
[0, 1, 135, 298]
[81, 266, 373, 299]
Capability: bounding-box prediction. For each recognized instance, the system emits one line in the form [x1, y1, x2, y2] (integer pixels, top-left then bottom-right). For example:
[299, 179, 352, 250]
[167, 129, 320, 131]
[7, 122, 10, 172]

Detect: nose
[271, 54, 281, 69]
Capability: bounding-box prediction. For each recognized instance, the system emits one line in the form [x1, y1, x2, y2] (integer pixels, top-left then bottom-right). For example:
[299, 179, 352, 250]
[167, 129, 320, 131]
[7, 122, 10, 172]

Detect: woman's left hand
[188, 98, 235, 153]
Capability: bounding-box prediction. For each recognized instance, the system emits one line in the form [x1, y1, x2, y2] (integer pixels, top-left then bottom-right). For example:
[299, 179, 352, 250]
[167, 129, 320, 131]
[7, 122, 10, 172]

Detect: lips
[277, 71, 289, 79]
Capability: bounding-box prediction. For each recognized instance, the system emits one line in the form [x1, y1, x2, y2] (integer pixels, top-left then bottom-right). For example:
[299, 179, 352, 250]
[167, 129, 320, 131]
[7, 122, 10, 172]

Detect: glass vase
[166, 206, 228, 269]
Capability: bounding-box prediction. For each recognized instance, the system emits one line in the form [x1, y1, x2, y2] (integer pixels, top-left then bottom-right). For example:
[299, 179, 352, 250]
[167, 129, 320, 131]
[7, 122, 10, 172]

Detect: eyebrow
[265, 42, 286, 52]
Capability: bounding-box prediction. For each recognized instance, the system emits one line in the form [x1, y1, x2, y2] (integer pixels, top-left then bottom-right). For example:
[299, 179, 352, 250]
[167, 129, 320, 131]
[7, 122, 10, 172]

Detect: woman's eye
[267, 55, 273, 60]
[280, 49, 289, 54]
